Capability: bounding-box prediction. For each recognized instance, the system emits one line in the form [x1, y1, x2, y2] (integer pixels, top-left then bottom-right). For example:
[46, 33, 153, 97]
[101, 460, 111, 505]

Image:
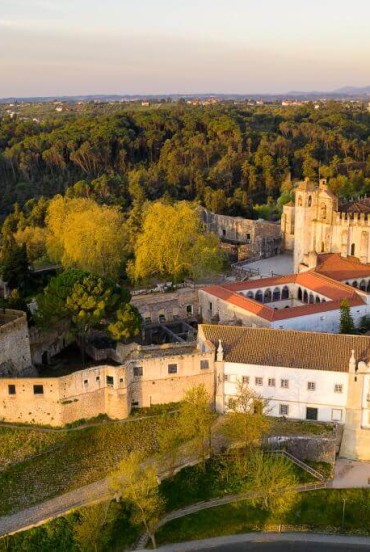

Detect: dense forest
[0, 101, 370, 297]
[1, 101, 369, 219]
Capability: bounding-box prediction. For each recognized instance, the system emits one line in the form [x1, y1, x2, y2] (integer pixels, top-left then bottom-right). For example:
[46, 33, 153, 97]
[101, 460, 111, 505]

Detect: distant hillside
[333, 85, 370, 95]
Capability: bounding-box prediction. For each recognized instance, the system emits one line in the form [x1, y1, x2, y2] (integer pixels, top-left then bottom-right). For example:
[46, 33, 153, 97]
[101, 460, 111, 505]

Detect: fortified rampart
[0, 309, 32, 376]
[0, 345, 215, 426]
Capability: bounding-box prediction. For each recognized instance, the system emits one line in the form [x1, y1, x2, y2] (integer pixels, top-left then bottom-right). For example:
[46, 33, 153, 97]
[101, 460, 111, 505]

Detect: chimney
[349, 349, 357, 373]
[216, 339, 224, 362]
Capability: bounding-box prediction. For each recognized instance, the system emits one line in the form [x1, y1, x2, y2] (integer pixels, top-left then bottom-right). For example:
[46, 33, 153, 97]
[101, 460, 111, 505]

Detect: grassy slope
[0, 416, 174, 515]
[156, 488, 370, 546]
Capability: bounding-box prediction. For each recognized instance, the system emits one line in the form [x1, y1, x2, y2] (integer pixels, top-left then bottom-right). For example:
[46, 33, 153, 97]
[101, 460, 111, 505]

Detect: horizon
[1, 0, 370, 97]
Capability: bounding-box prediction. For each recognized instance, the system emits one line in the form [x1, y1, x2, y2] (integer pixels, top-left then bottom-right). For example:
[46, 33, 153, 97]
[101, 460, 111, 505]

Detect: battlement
[335, 211, 370, 225]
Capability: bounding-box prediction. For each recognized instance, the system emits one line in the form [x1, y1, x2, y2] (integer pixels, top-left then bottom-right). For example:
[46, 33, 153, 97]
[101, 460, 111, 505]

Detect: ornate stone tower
[291, 179, 338, 273]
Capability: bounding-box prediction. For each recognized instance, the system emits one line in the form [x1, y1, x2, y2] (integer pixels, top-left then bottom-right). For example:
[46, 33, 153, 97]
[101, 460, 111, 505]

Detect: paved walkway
[153, 532, 370, 551]
[0, 478, 111, 537]
[331, 459, 370, 488]
[240, 254, 294, 277]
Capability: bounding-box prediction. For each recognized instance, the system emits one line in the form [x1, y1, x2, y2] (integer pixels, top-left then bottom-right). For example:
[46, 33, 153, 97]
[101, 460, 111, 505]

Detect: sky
[0, 0, 369, 97]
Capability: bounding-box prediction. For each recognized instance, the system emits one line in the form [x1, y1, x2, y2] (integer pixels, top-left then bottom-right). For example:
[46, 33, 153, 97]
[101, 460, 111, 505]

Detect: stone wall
[263, 435, 337, 463]
[0, 347, 215, 427]
[131, 287, 199, 324]
[29, 323, 74, 366]
[200, 207, 282, 258]
[0, 309, 32, 376]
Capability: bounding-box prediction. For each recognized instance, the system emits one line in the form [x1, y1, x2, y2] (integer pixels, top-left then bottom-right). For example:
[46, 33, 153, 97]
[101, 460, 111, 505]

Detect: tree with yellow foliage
[46, 196, 126, 279]
[129, 201, 223, 283]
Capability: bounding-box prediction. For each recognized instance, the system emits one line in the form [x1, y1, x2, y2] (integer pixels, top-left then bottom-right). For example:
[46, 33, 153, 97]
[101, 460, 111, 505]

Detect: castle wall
[0, 310, 32, 376]
[0, 365, 130, 426]
[200, 208, 282, 258]
[128, 350, 215, 408]
[131, 287, 199, 323]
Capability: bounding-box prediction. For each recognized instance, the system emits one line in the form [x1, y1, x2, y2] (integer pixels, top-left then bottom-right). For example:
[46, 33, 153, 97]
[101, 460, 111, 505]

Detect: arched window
[309, 293, 314, 304]
[298, 287, 303, 301]
[281, 286, 289, 300]
[303, 290, 308, 303]
[264, 289, 272, 303]
[308, 195, 312, 207]
[360, 280, 366, 291]
[321, 242, 325, 253]
[320, 203, 327, 220]
[352, 281, 358, 288]
[255, 290, 263, 303]
[351, 243, 356, 256]
[297, 195, 303, 207]
[273, 288, 281, 301]
[247, 291, 254, 299]
[316, 296, 320, 303]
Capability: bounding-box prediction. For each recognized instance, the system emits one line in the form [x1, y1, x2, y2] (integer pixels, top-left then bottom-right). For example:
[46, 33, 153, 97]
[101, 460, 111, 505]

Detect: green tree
[219, 381, 270, 450]
[110, 452, 164, 549]
[339, 298, 356, 334]
[108, 303, 142, 341]
[177, 384, 216, 469]
[244, 450, 297, 514]
[74, 502, 111, 552]
[0, 242, 30, 293]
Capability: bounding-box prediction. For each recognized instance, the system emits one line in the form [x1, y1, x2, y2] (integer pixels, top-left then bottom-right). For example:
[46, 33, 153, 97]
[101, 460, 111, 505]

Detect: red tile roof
[201, 270, 365, 322]
[315, 253, 370, 282]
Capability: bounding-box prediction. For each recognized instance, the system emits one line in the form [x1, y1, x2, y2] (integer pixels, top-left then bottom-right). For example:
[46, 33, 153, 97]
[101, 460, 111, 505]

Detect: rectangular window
[334, 384, 343, 393]
[306, 407, 318, 421]
[209, 302, 213, 312]
[96, 376, 100, 382]
[307, 382, 316, 391]
[268, 378, 276, 387]
[280, 379, 289, 389]
[200, 359, 209, 370]
[8, 384, 16, 395]
[119, 378, 124, 383]
[242, 376, 249, 384]
[168, 364, 177, 374]
[83, 379, 88, 385]
[255, 377, 263, 386]
[133, 366, 143, 377]
[33, 385, 44, 395]
[279, 404, 289, 416]
[227, 397, 235, 409]
[106, 376, 114, 386]
[186, 304, 193, 315]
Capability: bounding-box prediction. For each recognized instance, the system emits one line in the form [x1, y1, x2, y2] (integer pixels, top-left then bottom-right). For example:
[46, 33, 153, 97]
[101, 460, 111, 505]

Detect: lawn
[156, 488, 370, 546]
[0, 414, 175, 515]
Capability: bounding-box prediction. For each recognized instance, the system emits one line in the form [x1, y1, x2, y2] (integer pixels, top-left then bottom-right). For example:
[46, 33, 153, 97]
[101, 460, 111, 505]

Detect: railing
[270, 450, 325, 481]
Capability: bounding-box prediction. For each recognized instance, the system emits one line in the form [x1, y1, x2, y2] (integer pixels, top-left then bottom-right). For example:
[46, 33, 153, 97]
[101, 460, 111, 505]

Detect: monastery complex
[2, 179, 370, 462]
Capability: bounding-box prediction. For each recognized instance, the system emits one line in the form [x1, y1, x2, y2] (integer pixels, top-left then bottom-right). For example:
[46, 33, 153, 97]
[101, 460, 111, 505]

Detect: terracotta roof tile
[200, 324, 370, 372]
[315, 253, 370, 282]
[201, 271, 365, 322]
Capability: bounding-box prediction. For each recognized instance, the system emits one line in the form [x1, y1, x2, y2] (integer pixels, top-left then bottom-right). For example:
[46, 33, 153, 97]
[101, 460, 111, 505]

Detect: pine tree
[339, 299, 355, 334]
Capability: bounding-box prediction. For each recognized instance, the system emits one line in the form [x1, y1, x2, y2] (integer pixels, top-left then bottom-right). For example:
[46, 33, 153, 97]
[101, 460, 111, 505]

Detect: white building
[198, 324, 370, 460]
[199, 271, 369, 333]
